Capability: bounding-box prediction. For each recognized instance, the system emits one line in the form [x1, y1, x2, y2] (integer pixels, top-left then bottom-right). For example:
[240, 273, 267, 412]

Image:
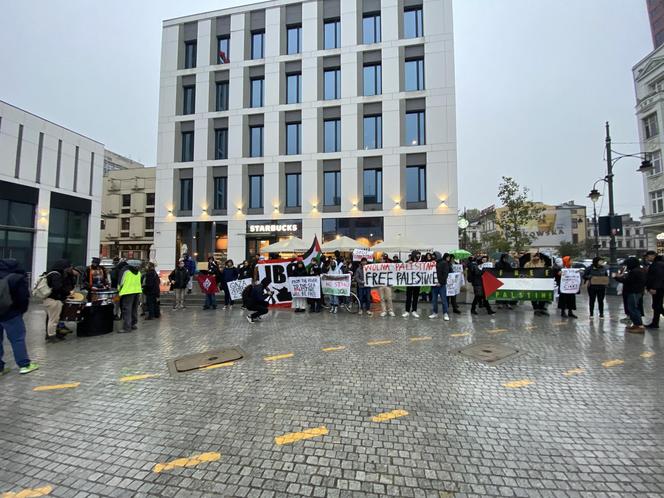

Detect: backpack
[0, 276, 12, 316]
[241, 284, 254, 306]
[32, 271, 57, 299]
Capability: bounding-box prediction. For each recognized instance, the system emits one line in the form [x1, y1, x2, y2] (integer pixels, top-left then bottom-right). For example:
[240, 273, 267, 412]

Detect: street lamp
[587, 180, 603, 259]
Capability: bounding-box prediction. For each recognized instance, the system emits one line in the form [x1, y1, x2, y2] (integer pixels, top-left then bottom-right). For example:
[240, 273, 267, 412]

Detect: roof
[163, 0, 302, 26]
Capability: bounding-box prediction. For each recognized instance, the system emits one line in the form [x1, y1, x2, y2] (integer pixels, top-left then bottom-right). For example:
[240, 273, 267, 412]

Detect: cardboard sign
[560, 268, 581, 294]
[257, 260, 293, 304]
[446, 273, 462, 296]
[159, 270, 172, 293]
[321, 274, 351, 296]
[352, 248, 374, 262]
[364, 262, 437, 287]
[227, 278, 252, 301]
[480, 262, 494, 269]
[289, 276, 321, 299]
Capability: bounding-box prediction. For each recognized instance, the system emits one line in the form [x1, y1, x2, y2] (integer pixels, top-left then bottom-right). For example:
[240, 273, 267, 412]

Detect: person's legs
[441, 285, 449, 315]
[405, 288, 413, 312]
[588, 287, 597, 316]
[430, 286, 440, 314]
[379, 287, 387, 313]
[483, 297, 494, 314]
[471, 294, 481, 312]
[145, 295, 154, 318]
[597, 288, 605, 316]
[384, 286, 393, 313]
[44, 298, 63, 338]
[650, 289, 664, 327]
[450, 295, 460, 313]
[121, 296, 132, 331]
[250, 303, 269, 319]
[360, 288, 370, 311]
[131, 295, 139, 327]
[626, 293, 643, 326]
[0, 316, 31, 368]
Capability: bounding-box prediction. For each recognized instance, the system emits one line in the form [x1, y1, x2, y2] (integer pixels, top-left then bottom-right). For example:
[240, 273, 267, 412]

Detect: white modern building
[154, 0, 457, 266]
[0, 100, 104, 279]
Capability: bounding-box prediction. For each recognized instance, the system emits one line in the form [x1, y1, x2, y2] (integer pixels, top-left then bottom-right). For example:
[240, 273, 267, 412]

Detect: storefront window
[322, 216, 383, 246]
[47, 208, 88, 270]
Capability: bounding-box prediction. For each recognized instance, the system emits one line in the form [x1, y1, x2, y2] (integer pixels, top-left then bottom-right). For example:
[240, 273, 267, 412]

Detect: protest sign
[559, 268, 581, 294]
[321, 274, 351, 296]
[446, 273, 462, 296]
[364, 262, 437, 287]
[257, 260, 293, 305]
[480, 262, 494, 269]
[452, 264, 464, 274]
[158, 270, 172, 293]
[483, 268, 555, 301]
[352, 248, 374, 262]
[227, 278, 252, 301]
[289, 276, 321, 299]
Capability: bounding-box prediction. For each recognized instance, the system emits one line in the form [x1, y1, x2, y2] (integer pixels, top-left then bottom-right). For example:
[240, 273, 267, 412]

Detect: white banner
[352, 248, 374, 262]
[321, 274, 351, 296]
[364, 262, 438, 287]
[257, 261, 293, 304]
[560, 268, 581, 294]
[289, 276, 321, 299]
[227, 278, 252, 301]
[446, 273, 462, 296]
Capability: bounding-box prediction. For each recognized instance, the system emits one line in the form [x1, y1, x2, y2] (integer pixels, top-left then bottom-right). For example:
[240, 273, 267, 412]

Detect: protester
[43, 259, 77, 343]
[525, 253, 549, 316]
[326, 259, 343, 314]
[142, 262, 161, 320]
[645, 251, 664, 329]
[308, 259, 324, 313]
[402, 251, 422, 318]
[183, 253, 196, 294]
[208, 256, 220, 278]
[82, 257, 109, 301]
[117, 261, 142, 333]
[468, 256, 495, 315]
[615, 257, 647, 333]
[447, 255, 462, 314]
[244, 277, 272, 323]
[237, 260, 252, 280]
[583, 257, 608, 319]
[377, 253, 395, 317]
[0, 259, 39, 375]
[494, 253, 515, 310]
[197, 270, 219, 310]
[355, 257, 372, 316]
[222, 260, 238, 309]
[555, 256, 578, 318]
[169, 259, 189, 310]
[109, 256, 122, 320]
[429, 251, 450, 320]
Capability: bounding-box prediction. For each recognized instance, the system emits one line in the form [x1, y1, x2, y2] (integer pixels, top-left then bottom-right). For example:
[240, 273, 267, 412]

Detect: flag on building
[482, 268, 554, 302]
[302, 236, 322, 271]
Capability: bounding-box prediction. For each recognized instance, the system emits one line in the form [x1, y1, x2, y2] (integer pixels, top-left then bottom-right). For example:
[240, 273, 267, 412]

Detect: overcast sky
[0, 0, 652, 218]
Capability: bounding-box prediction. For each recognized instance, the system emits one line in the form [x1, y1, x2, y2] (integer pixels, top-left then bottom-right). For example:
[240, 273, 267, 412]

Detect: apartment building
[586, 214, 647, 257]
[154, 0, 457, 265]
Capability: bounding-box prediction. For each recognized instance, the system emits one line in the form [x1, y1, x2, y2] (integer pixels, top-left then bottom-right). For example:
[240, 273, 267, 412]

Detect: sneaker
[19, 363, 39, 375]
[367, 311, 373, 316]
[388, 311, 395, 317]
[45, 335, 64, 343]
[222, 306, 227, 310]
[358, 310, 363, 316]
[428, 313, 438, 319]
[443, 313, 450, 321]
[380, 311, 387, 317]
[471, 309, 478, 315]
[131, 325, 138, 330]
[599, 314, 604, 319]
[402, 311, 410, 318]
[539, 310, 550, 316]
[246, 315, 254, 323]
[411, 311, 420, 318]
[620, 317, 631, 324]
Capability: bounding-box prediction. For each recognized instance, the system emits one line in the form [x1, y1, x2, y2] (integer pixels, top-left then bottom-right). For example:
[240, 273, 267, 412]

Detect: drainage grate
[457, 342, 523, 366]
[167, 348, 244, 376]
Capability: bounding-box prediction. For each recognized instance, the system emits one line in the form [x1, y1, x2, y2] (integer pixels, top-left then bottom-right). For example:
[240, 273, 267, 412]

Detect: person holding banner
[291, 260, 308, 313]
[377, 253, 395, 317]
[468, 256, 495, 315]
[402, 251, 422, 318]
[221, 260, 238, 309]
[555, 256, 578, 318]
[325, 260, 343, 314]
[429, 252, 450, 320]
[307, 259, 324, 313]
[355, 258, 372, 316]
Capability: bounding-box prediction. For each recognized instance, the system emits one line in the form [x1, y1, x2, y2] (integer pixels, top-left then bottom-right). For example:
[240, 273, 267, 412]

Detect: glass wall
[322, 216, 383, 247]
[0, 199, 34, 273]
[47, 208, 88, 270]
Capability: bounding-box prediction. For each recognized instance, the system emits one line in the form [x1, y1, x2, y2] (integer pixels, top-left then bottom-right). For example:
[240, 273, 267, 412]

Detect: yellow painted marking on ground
[553, 321, 566, 326]
[409, 336, 432, 342]
[563, 368, 585, 377]
[641, 351, 656, 358]
[274, 426, 328, 445]
[2, 485, 53, 498]
[322, 346, 346, 352]
[524, 325, 538, 331]
[264, 353, 294, 361]
[602, 359, 624, 368]
[487, 328, 508, 334]
[152, 451, 220, 473]
[502, 379, 534, 389]
[202, 362, 235, 370]
[32, 383, 80, 392]
[119, 374, 160, 382]
[367, 340, 393, 346]
[370, 409, 409, 422]
[450, 332, 470, 337]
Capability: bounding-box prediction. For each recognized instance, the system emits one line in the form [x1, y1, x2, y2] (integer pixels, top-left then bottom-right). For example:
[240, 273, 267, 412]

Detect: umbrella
[372, 234, 432, 252]
[261, 236, 309, 253]
[451, 249, 472, 260]
[321, 236, 369, 252]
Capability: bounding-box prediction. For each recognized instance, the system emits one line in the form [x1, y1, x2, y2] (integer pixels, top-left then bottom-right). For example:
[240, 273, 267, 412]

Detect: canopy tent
[320, 236, 369, 252]
[261, 237, 309, 254]
[372, 234, 432, 252]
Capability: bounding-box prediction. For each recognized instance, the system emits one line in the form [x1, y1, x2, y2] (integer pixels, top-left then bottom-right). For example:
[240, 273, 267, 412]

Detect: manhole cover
[457, 342, 523, 366]
[168, 348, 244, 374]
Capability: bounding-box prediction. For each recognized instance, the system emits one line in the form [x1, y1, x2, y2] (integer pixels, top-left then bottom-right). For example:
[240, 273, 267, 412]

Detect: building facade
[648, 0, 664, 49]
[100, 158, 156, 260]
[586, 214, 647, 257]
[0, 100, 103, 279]
[103, 149, 144, 175]
[154, 0, 457, 266]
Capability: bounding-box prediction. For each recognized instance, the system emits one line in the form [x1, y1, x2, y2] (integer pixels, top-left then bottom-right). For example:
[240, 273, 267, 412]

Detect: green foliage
[495, 177, 545, 252]
[464, 208, 481, 222]
[482, 232, 511, 254]
[558, 240, 584, 259]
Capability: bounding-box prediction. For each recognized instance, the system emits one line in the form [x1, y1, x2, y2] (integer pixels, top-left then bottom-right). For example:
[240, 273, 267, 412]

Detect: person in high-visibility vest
[118, 264, 142, 333]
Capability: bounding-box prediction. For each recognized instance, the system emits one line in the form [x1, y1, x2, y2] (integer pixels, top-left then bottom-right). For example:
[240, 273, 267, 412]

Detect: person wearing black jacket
[237, 260, 252, 280]
[494, 253, 515, 310]
[583, 257, 608, 318]
[447, 255, 462, 314]
[142, 262, 161, 320]
[645, 251, 664, 329]
[615, 257, 647, 333]
[43, 259, 76, 342]
[469, 256, 495, 315]
[0, 259, 39, 375]
[245, 278, 272, 323]
[308, 259, 323, 313]
[291, 260, 309, 313]
[429, 251, 450, 320]
[402, 251, 422, 318]
[169, 260, 190, 310]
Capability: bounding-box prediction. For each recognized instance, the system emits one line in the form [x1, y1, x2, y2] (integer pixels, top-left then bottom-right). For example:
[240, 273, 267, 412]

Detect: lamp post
[587, 179, 603, 259]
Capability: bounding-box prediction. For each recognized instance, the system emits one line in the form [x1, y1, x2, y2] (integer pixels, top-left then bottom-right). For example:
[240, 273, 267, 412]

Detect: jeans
[358, 287, 371, 311]
[405, 287, 420, 312]
[249, 302, 268, 319]
[121, 294, 139, 331]
[329, 294, 339, 306]
[625, 293, 644, 326]
[378, 287, 393, 313]
[174, 288, 186, 308]
[431, 285, 449, 314]
[204, 294, 217, 308]
[588, 286, 606, 316]
[0, 315, 30, 370]
[145, 295, 160, 318]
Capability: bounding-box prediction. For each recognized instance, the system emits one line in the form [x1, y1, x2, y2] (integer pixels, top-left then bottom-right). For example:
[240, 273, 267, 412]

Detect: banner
[159, 270, 172, 293]
[364, 262, 437, 287]
[257, 260, 293, 305]
[352, 248, 374, 262]
[321, 274, 351, 296]
[227, 278, 252, 301]
[289, 276, 321, 299]
[560, 269, 581, 294]
[446, 273, 462, 296]
[483, 268, 555, 302]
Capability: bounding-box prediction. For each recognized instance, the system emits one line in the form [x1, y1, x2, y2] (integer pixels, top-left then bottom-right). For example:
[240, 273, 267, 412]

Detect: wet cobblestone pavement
[1, 295, 663, 497]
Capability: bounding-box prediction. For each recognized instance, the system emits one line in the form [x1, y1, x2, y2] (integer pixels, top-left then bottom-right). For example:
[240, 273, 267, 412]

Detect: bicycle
[320, 292, 360, 314]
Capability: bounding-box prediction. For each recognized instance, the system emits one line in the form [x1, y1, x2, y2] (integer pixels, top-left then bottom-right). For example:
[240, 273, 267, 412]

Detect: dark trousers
[145, 295, 160, 318]
[405, 287, 420, 312]
[472, 294, 493, 313]
[588, 286, 606, 316]
[308, 297, 322, 312]
[121, 294, 139, 331]
[358, 287, 371, 311]
[204, 294, 217, 308]
[532, 301, 548, 311]
[651, 289, 664, 326]
[249, 302, 268, 319]
[450, 295, 460, 311]
[223, 286, 233, 305]
[626, 293, 644, 326]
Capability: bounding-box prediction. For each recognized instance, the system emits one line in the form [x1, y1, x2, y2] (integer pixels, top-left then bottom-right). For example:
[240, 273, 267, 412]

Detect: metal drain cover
[169, 348, 244, 374]
[457, 342, 523, 366]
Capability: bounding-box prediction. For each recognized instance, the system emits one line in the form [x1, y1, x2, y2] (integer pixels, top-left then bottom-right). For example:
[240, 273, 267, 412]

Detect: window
[101, 219, 106, 230]
[644, 113, 659, 139]
[249, 175, 263, 209]
[363, 13, 381, 44]
[122, 194, 131, 208]
[181, 131, 194, 162]
[601, 241, 606, 248]
[183, 85, 195, 115]
[250, 78, 264, 108]
[651, 189, 664, 214]
[617, 240, 622, 248]
[145, 217, 154, 235]
[287, 25, 302, 54]
[363, 63, 382, 96]
[146, 193, 155, 213]
[324, 68, 341, 100]
[649, 150, 662, 175]
[250, 126, 263, 157]
[403, 7, 423, 38]
[324, 170, 341, 206]
[215, 128, 228, 160]
[324, 119, 341, 152]
[324, 19, 341, 49]
[405, 58, 425, 91]
[251, 31, 265, 59]
[213, 176, 227, 210]
[184, 40, 197, 69]
[180, 178, 193, 211]
[217, 36, 230, 64]
[286, 173, 301, 207]
[407, 166, 426, 203]
[121, 217, 130, 236]
[626, 228, 631, 237]
[286, 73, 302, 104]
[286, 122, 302, 155]
[216, 81, 229, 111]
[363, 169, 382, 205]
[405, 111, 426, 145]
[640, 239, 645, 248]
[363, 115, 382, 149]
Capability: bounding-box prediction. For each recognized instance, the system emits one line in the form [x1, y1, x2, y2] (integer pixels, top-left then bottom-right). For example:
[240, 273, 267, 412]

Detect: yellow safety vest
[119, 270, 142, 296]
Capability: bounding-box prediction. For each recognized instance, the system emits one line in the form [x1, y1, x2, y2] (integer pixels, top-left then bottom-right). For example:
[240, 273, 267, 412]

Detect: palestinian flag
[302, 236, 322, 271]
[482, 268, 555, 302]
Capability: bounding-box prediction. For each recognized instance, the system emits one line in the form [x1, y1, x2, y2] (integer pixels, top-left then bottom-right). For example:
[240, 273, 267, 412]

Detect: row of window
[119, 193, 155, 213]
[178, 166, 427, 212]
[112, 216, 154, 238]
[182, 7, 424, 69]
[179, 110, 426, 161]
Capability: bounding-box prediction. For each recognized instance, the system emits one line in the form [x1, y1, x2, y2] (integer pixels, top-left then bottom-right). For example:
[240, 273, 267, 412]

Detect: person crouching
[244, 278, 273, 323]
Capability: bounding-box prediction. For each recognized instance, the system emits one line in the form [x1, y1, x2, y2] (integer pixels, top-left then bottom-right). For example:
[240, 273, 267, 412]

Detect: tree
[465, 208, 481, 222]
[482, 232, 511, 254]
[558, 240, 583, 259]
[495, 177, 544, 252]
[466, 240, 483, 255]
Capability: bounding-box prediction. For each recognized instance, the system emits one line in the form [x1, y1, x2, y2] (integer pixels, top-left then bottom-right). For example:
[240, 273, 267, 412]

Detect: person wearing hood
[0, 259, 39, 375]
[615, 257, 647, 333]
[237, 260, 252, 280]
[169, 259, 190, 310]
[291, 259, 309, 313]
[555, 256, 578, 318]
[118, 262, 142, 333]
[402, 251, 422, 318]
[325, 259, 344, 314]
[183, 253, 196, 294]
[221, 260, 239, 309]
[43, 259, 75, 342]
[583, 257, 608, 318]
[245, 277, 273, 323]
[429, 251, 450, 320]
